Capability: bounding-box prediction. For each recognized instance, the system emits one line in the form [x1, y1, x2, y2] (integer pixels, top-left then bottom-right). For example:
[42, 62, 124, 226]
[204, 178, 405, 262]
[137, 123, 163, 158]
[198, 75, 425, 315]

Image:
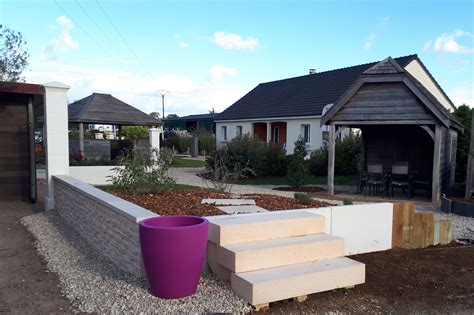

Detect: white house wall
[216, 117, 350, 154]
[404, 59, 454, 111]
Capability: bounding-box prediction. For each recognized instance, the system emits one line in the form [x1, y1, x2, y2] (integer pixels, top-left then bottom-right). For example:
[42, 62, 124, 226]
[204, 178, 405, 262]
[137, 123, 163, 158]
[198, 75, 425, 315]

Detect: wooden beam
[419, 125, 434, 140]
[331, 120, 435, 126]
[432, 125, 442, 203]
[328, 124, 336, 195]
[466, 111, 474, 199]
[79, 122, 85, 158]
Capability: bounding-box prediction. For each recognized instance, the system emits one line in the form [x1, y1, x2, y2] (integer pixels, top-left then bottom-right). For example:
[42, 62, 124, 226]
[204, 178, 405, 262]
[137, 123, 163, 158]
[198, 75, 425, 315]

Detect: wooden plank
[340, 105, 427, 114]
[392, 203, 404, 248]
[432, 125, 442, 203]
[327, 124, 335, 195]
[439, 220, 451, 245]
[412, 212, 424, 249]
[434, 221, 441, 245]
[402, 203, 415, 248]
[423, 212, 435, 247]
[331, 120, 436, 126]
[333, 113, 433, 121]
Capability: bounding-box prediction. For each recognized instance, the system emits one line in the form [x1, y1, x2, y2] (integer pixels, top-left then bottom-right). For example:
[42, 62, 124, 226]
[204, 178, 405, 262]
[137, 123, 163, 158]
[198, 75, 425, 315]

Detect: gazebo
[68, 93, 162, 157]
[321, 57, 463, 203]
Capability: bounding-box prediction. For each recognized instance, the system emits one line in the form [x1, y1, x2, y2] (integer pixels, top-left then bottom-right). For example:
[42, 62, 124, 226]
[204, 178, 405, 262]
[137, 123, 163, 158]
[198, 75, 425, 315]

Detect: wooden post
[328, 124, 336, 195]
[432, 125, 441, 203]
[465, 111, 474, 199]
[79, 122, 85, 158]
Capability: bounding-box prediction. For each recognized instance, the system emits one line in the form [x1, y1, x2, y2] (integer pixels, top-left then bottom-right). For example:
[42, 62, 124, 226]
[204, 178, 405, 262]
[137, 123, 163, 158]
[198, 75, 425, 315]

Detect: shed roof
[215, 55, 418, 121]
[68, 93, 161, 126]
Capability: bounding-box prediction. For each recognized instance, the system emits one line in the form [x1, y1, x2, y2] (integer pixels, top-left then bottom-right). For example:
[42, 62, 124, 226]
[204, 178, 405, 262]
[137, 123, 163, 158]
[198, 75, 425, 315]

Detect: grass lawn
[235, 175, 358, 186]
[171, 157, 206, 168]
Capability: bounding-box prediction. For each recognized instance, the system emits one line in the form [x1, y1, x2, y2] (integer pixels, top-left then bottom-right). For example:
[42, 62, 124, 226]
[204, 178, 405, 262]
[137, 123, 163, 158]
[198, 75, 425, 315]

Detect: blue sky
[1, 0, 473, 115]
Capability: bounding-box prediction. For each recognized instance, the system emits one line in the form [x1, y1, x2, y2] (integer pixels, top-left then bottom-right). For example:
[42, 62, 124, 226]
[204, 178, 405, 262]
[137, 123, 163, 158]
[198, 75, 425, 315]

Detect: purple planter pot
[139, 215, 209, 299]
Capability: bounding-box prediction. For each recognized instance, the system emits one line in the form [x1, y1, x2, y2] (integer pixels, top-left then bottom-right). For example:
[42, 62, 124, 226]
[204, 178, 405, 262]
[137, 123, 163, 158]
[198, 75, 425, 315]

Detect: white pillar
[149, 127, 161, 160]
[43, 81, 70, 210]
[266, 122, 271, 143]
[328, 124, 336, 196]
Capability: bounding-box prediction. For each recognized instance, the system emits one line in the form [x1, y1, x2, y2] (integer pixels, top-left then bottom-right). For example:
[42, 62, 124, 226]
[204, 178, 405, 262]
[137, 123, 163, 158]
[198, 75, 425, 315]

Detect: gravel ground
[21, 211, 252, 314]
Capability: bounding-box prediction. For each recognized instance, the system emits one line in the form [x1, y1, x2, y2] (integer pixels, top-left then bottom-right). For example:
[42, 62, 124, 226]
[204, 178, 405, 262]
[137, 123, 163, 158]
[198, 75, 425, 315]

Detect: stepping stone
[201, 198, 256, 206]
[217, 205, 268, 214]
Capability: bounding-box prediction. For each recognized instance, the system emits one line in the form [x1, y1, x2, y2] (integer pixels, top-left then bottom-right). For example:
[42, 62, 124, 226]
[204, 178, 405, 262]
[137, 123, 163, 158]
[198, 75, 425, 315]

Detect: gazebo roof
[68, 93, 161, 126]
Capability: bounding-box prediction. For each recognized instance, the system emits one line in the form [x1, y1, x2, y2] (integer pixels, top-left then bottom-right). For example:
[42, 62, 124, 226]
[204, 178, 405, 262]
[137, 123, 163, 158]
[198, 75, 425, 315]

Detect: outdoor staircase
[207, 211, 365, 309]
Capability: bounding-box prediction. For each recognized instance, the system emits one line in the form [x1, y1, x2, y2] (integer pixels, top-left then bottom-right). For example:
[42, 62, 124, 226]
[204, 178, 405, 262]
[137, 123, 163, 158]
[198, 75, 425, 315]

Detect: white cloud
[41, 16, 79, 60]
[448, 82, 474, 107]
[25, 60, 249, 115]
[179, 41, 189, 49]
[424, 29, 474, 54]
[213, 32, 259, 51]
[208, 65, 238, 79]
[56, 15, 73, 30]
[364, 33, 377, 50]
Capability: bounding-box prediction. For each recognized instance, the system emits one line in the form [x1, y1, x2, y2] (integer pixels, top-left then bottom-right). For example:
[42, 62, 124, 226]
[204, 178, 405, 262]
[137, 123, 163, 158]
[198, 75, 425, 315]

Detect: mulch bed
[110, 189, 332, 217]
[273, 186, 324, 193]
[264, 244, 474, 313]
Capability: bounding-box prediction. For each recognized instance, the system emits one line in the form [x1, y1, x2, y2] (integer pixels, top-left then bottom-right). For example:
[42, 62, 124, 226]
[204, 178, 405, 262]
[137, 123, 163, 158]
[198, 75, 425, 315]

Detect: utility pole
[157, 90, 170, 120]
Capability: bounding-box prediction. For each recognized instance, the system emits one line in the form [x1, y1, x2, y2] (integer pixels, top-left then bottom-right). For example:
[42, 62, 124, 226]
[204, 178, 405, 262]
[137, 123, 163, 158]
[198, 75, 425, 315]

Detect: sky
[0, 0, 473, 116]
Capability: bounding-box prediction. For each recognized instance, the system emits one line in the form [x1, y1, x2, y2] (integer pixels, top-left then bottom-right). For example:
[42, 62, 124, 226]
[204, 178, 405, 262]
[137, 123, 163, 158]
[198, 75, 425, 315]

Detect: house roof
[215, 55, 419, 121]
[68, 93, 162, 126]
[164, 113, 219, 122]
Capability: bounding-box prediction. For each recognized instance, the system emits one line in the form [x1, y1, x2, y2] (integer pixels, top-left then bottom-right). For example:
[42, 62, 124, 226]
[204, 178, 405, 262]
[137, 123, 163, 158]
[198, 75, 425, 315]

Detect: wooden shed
[321, 57, 463, 203]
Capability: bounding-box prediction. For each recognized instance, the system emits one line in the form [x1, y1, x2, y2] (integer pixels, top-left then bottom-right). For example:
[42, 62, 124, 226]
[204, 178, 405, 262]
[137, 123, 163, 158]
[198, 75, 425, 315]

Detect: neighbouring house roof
[216, 54, 423, 121]
[68, 93, 162, 126]
[164, 113, 219, 121]
[0, 81, 44, 95]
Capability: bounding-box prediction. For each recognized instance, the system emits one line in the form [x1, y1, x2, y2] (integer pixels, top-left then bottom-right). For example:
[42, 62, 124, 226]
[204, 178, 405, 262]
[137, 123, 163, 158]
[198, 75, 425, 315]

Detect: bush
[121, 126, 149, 141]
[294, 192, 312, 205]
[110, 148, 175, 192]
[205, 135, 286, 177]
[178, 136, 192, 153]
[198, 133, 215, 154]
[308, 133, 361, 176]
[70, 156, 117, 166]
[287, 138, 310, 187]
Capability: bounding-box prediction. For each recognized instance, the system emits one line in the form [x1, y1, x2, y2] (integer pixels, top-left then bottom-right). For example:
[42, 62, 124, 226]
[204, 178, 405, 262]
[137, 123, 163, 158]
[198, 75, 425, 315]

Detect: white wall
[69, 166, 123, 185]
[215, 121, 253, 148]
[404, 60, 454, 111]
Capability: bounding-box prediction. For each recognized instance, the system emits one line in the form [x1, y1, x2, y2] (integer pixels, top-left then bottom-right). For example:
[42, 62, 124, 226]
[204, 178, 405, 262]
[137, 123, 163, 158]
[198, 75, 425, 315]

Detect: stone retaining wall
[53, 175, 158, 276]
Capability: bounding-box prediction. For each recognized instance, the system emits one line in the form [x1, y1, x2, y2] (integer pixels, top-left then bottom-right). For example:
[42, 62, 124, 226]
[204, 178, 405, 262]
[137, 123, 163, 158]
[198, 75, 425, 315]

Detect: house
[215, 54, 457, 155]
[164, 113, 218, 134]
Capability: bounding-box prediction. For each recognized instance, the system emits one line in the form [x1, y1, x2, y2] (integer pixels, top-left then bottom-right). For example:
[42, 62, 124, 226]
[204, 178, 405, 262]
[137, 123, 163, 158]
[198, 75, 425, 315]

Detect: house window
[300, 124, 311, 143]
[221, 126, 227, 141]
[236, 125, 243, 137]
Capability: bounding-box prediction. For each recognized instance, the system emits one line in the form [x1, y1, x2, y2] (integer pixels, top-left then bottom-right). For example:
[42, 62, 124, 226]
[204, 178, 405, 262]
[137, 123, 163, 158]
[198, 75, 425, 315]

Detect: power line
[95, 0, 141, 64]
[74, 0, 116, 49]
[53, 0, 106, 52]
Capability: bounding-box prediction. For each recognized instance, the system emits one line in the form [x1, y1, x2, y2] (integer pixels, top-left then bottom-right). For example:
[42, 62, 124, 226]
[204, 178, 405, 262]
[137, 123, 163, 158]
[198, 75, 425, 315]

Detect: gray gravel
[435, 212, 474, 240]
[21, 211, 252, 314]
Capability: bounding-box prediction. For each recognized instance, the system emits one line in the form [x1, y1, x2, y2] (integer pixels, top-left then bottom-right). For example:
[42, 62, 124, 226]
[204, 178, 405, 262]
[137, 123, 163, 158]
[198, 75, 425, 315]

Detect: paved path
[169, 167, 295, 197]
[0, 182, 73, 313]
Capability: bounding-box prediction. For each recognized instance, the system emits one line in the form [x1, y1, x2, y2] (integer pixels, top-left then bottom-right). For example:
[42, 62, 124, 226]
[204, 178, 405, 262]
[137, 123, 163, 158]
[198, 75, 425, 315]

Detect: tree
[121, 126, 149, 142]
[166, 114, 179, 119]
[453, 104, 473, 182]
[149, 112, 160, 120]
[0, 25, 29, 82]
[287, 138, 310, 187]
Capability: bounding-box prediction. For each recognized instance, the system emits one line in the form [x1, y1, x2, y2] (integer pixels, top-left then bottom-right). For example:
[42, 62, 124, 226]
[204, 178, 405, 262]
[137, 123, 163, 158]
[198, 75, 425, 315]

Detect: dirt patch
[273, 186, 324, 193]
[264, 245, 474, 313]
[110, 189, 333, 216]
[0, 182, 74, 313]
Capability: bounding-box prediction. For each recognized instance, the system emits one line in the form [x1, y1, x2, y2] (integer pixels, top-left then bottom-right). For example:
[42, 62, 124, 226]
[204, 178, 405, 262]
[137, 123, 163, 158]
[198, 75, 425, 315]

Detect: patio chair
[389, 162, 412, 199]
[365, 163, 386, 196]
[356, 170, 368, 195]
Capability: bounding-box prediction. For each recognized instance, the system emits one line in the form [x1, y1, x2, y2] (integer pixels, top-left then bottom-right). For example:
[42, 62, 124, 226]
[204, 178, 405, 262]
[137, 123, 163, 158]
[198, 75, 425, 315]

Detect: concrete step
[218, 234, 344, 273]
[208, 211, 325, 245]
[231, 257, 365, 306]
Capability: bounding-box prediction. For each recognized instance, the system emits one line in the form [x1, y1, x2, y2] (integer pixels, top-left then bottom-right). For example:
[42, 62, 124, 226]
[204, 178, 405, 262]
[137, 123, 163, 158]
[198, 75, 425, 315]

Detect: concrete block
[217, 205, 268, 214]
[202, 199, 256, 205]
[217, 233, 344, 272]
[231, 257, 365, 305]
[208, 211, 325, 245]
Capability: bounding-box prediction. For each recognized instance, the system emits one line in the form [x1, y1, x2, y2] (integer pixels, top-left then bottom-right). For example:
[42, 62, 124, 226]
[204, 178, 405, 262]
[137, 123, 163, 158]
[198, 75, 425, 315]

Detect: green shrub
[178, 136, 192, 153]
[205, 135, 286, 177]
[294, 192, 313, 205]
[110, 148, 175, 192]
[308, 133, 361, 176]
[163, 135, 180, 151]
[70, 156, 117, 166]
[343, 199, 353, 205]
[121, 126, 149, 141]
[287, 138, 310, 187]
[198, 133, 216, 154]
